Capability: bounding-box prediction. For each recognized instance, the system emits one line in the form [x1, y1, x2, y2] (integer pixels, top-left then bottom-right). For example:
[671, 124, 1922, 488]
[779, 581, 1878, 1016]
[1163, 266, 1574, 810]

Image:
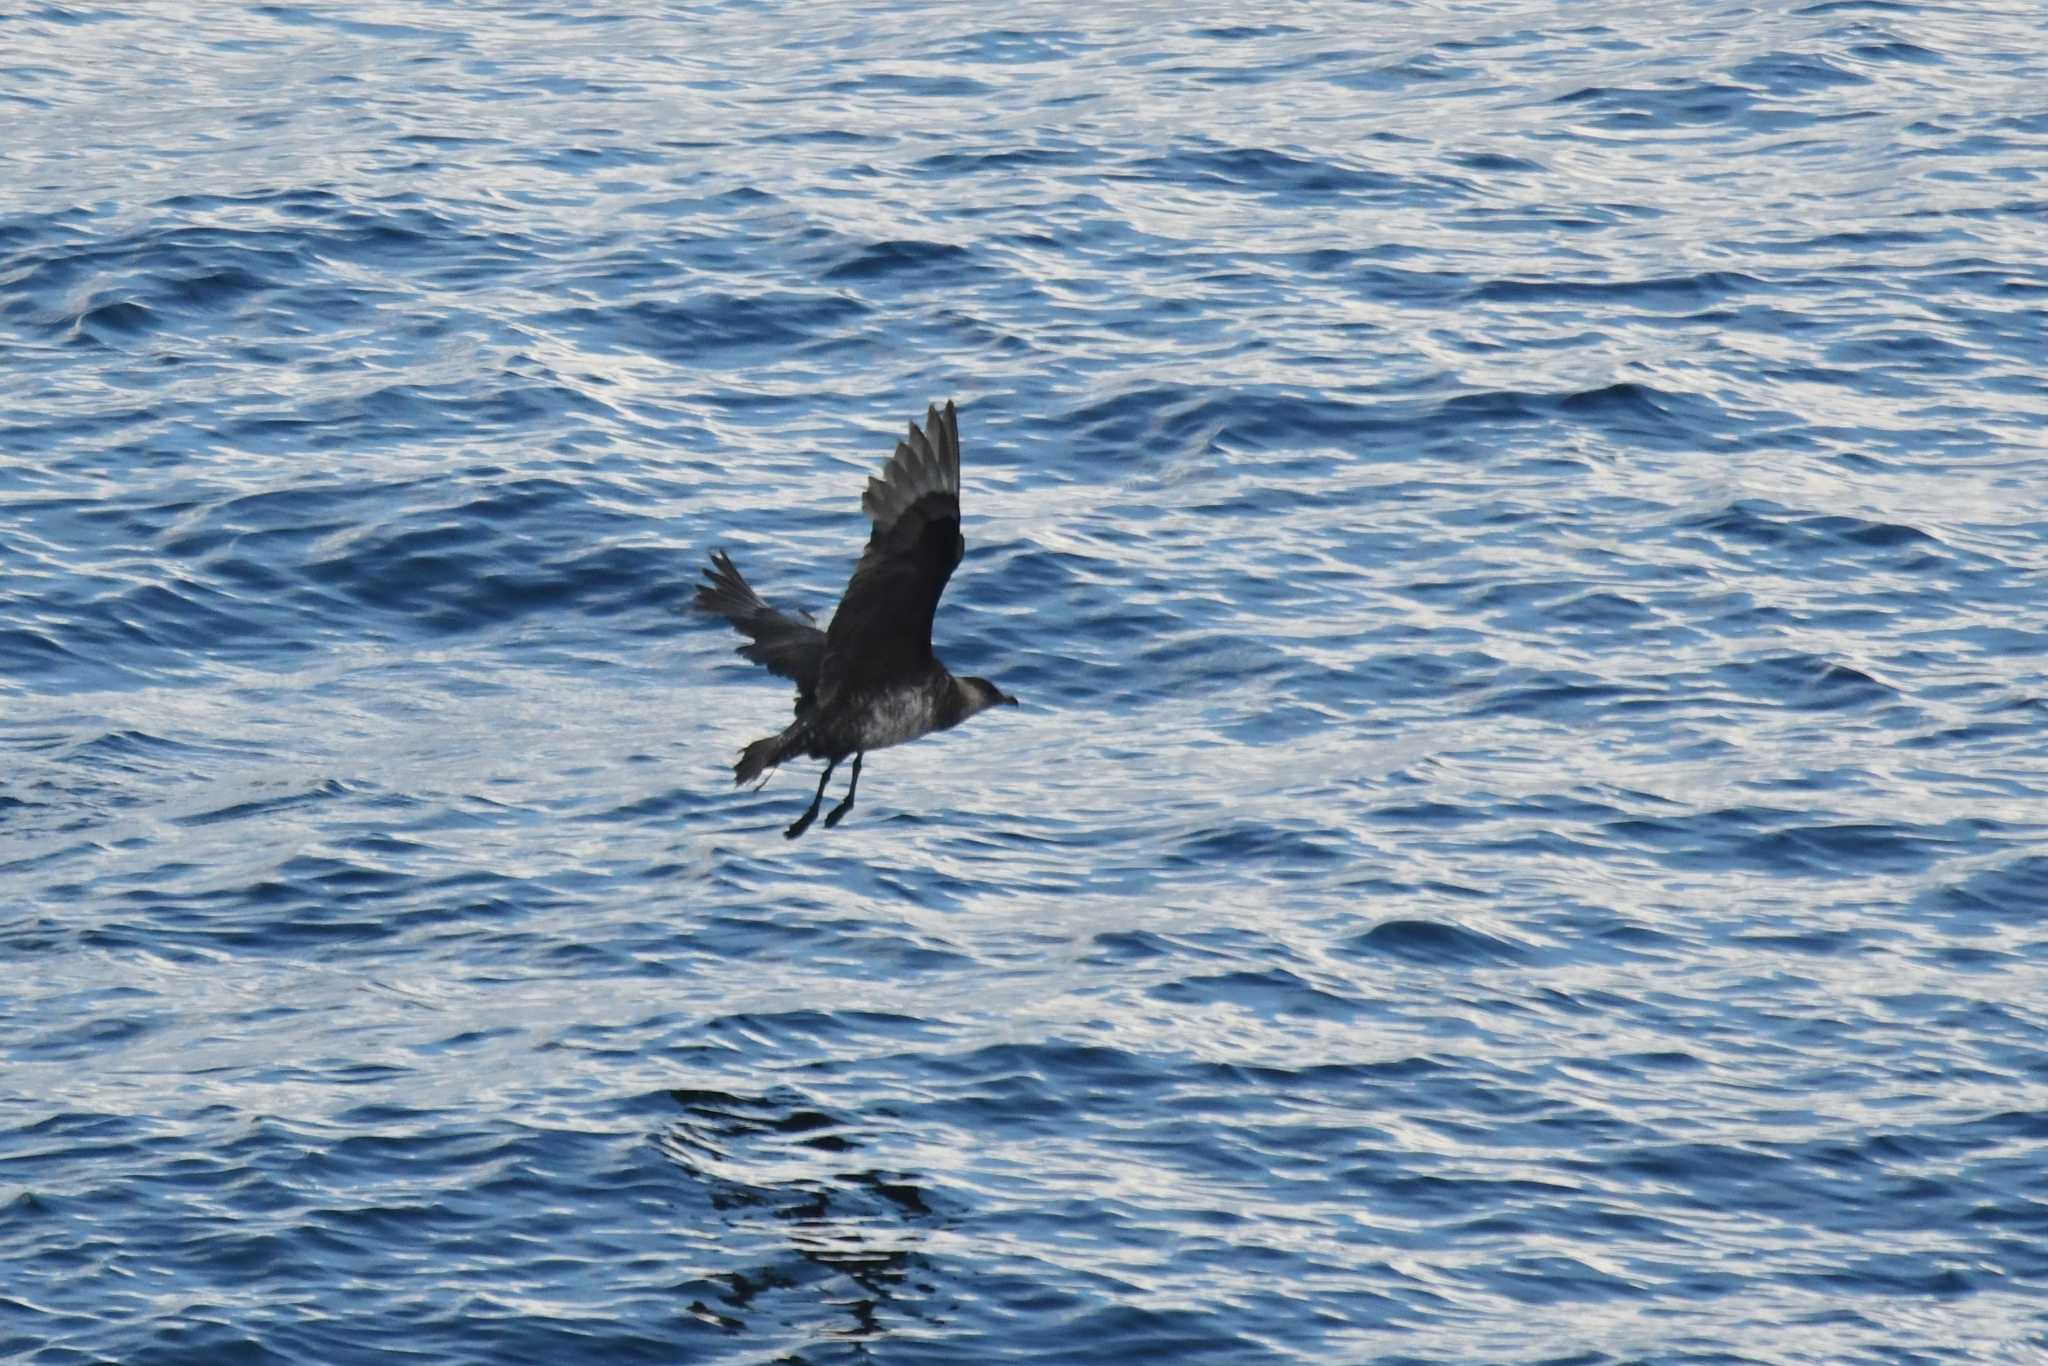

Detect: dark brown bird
[695, 400, 1017, 838]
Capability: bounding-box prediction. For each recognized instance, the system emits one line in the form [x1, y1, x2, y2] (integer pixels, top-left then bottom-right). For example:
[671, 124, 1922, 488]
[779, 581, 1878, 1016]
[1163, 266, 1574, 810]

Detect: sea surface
[4, 2, 2046, 1362]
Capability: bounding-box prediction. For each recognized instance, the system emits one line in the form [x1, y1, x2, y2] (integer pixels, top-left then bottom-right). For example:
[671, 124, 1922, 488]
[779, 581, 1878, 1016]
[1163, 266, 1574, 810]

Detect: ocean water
[4, 1, 2047, 1361]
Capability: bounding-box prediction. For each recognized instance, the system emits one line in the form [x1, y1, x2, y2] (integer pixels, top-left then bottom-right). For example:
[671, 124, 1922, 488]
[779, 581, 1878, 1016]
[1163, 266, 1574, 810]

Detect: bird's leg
[822, 752, 863, 829]
[785, 758, 837, 840]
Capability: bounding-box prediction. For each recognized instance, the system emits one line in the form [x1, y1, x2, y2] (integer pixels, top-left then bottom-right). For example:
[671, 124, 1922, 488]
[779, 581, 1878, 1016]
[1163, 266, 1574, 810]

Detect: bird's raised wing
[820, 400, 964, 696]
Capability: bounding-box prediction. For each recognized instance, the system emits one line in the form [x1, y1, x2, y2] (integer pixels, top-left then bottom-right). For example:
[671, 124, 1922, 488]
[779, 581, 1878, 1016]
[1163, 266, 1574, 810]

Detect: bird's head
[959, 676, 1020, 717]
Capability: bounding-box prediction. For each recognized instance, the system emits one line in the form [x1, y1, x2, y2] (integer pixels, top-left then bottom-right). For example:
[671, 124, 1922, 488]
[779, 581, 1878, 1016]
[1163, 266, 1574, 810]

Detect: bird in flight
[695, 400, 1018, 838]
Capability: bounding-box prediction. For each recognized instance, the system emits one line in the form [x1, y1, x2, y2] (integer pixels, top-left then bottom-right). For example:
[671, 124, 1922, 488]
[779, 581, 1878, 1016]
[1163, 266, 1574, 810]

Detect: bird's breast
[849, 685, 946, 752]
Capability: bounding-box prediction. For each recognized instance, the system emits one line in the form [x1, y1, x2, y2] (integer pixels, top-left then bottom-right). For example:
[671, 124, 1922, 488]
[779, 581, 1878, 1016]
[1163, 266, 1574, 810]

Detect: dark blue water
[5, 3, 2047, 1362]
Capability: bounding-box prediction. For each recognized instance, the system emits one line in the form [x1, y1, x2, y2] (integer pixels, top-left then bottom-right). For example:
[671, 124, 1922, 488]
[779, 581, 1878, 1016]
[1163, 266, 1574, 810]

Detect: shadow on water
[654, 1087, 949, 1353]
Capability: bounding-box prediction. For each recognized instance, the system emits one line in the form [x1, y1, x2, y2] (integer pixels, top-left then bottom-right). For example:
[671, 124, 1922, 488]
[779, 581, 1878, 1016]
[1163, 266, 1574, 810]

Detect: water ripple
[4, 1, 2048, 1363]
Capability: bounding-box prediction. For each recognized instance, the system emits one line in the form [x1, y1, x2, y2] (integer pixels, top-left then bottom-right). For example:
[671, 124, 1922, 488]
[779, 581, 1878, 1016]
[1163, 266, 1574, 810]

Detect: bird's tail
[734, 722, 803, 787]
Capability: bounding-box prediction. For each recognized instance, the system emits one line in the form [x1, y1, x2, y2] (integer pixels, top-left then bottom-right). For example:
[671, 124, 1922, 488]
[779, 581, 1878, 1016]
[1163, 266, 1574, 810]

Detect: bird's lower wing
[695, 550, 826, 694]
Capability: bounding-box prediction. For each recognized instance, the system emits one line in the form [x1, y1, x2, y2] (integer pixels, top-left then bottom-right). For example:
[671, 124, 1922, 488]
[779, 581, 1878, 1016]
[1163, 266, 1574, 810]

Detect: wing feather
[694, 549, 827, 711]
[822, 401, 965, 696]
